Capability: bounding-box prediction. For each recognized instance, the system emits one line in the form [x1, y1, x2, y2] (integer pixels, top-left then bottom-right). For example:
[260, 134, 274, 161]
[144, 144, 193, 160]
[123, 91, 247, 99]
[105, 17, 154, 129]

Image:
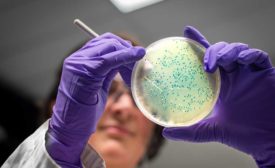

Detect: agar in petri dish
[131, 37, 220, 127]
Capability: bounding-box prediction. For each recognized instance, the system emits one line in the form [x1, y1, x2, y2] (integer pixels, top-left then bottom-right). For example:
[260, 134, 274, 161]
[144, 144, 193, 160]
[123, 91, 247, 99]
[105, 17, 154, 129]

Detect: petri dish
[131, 37, 220, 127]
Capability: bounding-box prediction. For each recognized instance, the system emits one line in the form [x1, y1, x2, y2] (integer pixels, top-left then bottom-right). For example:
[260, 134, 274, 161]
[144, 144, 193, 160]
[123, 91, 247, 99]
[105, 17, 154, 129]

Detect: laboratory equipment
[73, 19, 220, 127]
[131, 37, 220, 127]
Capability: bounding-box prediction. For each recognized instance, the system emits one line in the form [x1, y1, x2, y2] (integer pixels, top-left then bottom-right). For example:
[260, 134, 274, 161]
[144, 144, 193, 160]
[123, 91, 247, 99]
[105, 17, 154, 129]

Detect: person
[45, 77, 165, 168]
[42, 63, 165, 167]
[2, 33, 165, 168]
[2, 26, 275, 168]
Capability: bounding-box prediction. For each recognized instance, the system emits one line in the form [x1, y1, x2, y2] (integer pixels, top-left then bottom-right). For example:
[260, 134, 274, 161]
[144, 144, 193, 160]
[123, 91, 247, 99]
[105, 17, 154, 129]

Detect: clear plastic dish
[131, 37, 220, 127]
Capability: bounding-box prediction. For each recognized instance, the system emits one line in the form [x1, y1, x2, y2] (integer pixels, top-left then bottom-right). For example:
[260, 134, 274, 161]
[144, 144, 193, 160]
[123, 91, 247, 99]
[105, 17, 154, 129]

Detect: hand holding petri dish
[73, 20, 220, 127]
[131, 37, 220, 127]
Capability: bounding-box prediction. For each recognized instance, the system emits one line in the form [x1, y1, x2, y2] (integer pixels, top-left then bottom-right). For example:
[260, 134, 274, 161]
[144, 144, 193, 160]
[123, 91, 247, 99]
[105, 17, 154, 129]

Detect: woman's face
[88, 81, 155, 168]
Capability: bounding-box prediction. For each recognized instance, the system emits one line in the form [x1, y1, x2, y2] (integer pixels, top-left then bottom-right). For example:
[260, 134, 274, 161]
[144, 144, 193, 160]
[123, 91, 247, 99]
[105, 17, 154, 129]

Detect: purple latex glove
[46, 33, 145, 167]
[163, 26, 275, 167]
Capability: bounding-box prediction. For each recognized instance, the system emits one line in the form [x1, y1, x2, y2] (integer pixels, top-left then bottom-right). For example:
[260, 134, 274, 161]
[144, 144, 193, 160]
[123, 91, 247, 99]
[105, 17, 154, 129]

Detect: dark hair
[44, 34, 165, 163]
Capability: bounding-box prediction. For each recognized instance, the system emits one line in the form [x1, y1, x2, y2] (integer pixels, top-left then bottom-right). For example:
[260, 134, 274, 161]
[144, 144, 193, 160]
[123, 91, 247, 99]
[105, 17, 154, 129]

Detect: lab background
[0, 0, 274, 167]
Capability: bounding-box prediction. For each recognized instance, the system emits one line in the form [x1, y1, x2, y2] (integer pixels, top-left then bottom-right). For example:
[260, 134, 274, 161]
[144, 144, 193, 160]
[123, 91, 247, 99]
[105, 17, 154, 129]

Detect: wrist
[47, 96, 99, 167]
[46, 126, 87, 167]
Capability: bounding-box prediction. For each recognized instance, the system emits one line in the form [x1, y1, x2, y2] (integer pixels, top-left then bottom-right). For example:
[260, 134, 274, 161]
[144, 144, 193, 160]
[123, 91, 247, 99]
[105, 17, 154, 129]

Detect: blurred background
[0, 0, 274, 167]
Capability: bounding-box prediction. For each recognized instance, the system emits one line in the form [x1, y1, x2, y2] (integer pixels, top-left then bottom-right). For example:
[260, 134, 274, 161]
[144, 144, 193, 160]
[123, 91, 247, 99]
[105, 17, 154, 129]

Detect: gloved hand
[46, 33, 145, 167]
[163, 26, 275, 168]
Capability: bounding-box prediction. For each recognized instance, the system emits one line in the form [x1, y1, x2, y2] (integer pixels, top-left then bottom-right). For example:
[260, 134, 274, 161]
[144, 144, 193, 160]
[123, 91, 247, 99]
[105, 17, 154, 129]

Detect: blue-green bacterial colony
[131, 37, 220, 127]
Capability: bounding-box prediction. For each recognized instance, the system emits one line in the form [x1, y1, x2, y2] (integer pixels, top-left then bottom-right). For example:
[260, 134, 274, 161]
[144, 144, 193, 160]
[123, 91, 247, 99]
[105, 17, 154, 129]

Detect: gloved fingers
[204, 42, 228, 73]
[215, 43, 249, 72]
[75, 38, 129, 60]
[96, 33, 143, 87]
[162, 118, 218, 143]
[183, 26, 210, 48]
[99, 46, 145, 73]
[92, 32, 132, 48]
[72, 39, 122, 60]
[102, 69, 119, 92]
[103, 50, 142, 88]
[237, 49, 272, 69]
[65, 41, 144, 77]
[95, 39, 127, 56]
[119, 64, 134, 87]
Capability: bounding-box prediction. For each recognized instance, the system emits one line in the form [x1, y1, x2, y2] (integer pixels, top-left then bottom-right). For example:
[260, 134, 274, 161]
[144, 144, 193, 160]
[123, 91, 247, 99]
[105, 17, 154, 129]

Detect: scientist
[2, 26, 275, 168]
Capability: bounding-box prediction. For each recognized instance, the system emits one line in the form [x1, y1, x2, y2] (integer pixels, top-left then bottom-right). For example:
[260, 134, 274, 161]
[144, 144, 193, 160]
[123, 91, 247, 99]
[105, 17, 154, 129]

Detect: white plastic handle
[73, 19, 99, 37]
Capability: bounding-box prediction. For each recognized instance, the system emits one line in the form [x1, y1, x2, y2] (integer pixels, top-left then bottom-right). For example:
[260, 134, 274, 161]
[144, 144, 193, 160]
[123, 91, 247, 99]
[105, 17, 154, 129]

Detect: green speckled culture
[132, 37, 220, 127]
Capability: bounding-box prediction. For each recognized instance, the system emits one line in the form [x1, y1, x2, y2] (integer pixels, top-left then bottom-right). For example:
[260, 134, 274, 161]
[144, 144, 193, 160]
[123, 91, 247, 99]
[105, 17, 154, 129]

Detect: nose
[108, 93, 135, 122]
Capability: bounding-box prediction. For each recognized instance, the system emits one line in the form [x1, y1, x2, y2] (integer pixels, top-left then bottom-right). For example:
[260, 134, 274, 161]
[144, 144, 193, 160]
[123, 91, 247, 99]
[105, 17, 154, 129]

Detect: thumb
[183, 26, 210, 48]
[102, 46, 145, 70]
[119, 65, 133, 87]
[162, 118, 218, 143]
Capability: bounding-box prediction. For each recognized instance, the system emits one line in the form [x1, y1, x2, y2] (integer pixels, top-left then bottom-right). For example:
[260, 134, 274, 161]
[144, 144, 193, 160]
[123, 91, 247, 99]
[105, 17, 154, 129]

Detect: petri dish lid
[131, 37, 220, 127]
